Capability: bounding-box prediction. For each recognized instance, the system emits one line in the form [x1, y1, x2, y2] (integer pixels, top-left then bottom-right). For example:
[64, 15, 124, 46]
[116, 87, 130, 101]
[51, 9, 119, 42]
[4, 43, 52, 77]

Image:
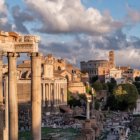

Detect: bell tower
[109, 50, 115, 68]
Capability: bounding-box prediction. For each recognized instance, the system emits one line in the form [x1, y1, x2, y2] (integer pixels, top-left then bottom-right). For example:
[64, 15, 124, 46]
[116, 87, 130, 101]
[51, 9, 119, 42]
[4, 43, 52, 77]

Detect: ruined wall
[17, 83, 31, 103]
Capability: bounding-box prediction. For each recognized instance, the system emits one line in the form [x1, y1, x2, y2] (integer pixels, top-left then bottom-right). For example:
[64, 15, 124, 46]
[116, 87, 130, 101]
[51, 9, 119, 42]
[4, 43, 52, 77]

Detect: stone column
[54, 83, 57, 106]
[48, 83, 51, 106]
[58, 83, 60, 104]
[45, 84, 48, 107]
[31, 52, 42, 140]
[56, 83, 58, 105]
[3, 76, 8, 140]
[86, 101, 90, 120]
[42, 83, 45, 107]
[8, 52, 19, 140]
[0, 52, 3, 105]
[86, 94, 92, 120]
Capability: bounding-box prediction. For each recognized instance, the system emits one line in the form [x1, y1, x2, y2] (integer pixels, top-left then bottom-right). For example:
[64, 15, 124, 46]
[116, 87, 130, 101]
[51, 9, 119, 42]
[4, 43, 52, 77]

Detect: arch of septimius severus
[0, 31, 42, 140]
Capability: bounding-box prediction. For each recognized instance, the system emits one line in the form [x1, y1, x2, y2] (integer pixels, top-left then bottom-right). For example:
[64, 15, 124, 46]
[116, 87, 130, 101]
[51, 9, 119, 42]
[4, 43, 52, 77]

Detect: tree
[133, 81, 140, 95]
[92, 81, 103, 91]
[90, 76, 98, 83]
[102, 83, 108, 90]
[95, 100, 100, 110]
[135, 76, 140, 82]
[106, 95, 118, 110]
[113, 83, 138, 110]
[107, 78, 117, 94]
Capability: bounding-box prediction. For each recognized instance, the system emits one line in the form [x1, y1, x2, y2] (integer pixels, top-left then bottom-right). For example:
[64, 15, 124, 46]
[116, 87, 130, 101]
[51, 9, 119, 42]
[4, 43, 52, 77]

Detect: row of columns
[42, 82, 67, 107]
[0, 52, 42, 140]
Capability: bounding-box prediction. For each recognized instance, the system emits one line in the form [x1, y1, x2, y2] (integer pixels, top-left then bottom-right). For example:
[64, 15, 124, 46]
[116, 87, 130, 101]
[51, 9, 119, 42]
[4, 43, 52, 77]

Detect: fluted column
[8, 52, 18, 140]
[0, 52, 3, 105]
[30, 52, 42, 140]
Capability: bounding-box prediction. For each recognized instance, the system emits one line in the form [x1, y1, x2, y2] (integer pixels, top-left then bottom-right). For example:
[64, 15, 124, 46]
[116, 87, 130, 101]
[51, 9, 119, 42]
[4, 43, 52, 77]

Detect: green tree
[95, 100, 100, 110]
[133, 81, 140, 95]
[92, 81, 103, 91]
[106, 95, 118, 110]
[90, 76, 98, 83]
[102, 83, 108, 90]
[113, 83, 138, 110]
[107, 78, 117, 94]
[135, 76, 140, 82]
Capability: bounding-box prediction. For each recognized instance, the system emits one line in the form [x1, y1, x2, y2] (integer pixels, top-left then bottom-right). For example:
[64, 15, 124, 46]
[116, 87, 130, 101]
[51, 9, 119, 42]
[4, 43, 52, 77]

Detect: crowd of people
[18, 106, 82, 132]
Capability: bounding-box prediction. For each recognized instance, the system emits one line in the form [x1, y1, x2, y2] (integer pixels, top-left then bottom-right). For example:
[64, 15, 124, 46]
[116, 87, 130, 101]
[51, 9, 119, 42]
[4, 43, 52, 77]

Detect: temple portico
[0, 31, 68, 140]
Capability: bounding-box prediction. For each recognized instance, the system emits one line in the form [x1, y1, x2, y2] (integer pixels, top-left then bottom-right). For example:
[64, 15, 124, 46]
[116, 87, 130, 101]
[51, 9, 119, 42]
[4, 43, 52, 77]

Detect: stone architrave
[30, 52, 42, 140]
[8, 52, 19, 140]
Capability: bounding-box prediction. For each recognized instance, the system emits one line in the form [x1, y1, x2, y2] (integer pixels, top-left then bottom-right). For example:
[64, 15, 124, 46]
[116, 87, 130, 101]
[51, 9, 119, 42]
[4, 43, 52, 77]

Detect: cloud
[0, 0, 14, 31]
[0, 0, 7, 15]
[39, 29, 140, 68]
[127, 8, 140, 23]
[115, 48, 140, 68]
[24, 0, 122, 34]
[11, 6, 35, 33]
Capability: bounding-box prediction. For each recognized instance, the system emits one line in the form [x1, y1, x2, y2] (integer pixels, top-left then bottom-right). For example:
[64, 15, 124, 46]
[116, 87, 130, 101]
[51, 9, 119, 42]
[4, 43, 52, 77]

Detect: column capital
[7, 52, 19, 58]
[28, 52, 42, 58]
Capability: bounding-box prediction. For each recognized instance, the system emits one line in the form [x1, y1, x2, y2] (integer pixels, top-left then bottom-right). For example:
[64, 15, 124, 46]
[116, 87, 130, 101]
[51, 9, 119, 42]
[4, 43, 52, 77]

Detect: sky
[1, 0, 140, 68]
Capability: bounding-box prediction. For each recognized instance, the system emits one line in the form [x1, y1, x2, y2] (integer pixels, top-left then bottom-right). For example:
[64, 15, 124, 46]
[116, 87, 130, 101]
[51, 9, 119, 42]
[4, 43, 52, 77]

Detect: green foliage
[86, 86, 92, 94]
[133, 81, 140, 95]
[106, 95, 118, 110]
[113, 83, 138, 110]
[95, 100, 100, 110]
[110, 78, 117, 84]
[92, 81, 103, 91]
[135, 76, 140, 82]
[67, 90, 72, 102]
[78, 94, 86, 101]
[67, 91, 86, 107]
[68, 96, 81, 107]
[102, 83, 108, 90]
[107, 78, 117, 94]
[90, 76, 98, 83]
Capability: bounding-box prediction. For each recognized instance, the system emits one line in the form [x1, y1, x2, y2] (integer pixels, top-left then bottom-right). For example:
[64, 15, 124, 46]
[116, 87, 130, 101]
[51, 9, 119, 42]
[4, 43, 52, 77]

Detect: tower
[109, 51, 115, 68]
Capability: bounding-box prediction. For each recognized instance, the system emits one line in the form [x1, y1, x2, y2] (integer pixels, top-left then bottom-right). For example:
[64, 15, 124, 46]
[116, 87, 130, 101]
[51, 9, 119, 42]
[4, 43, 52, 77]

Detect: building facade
[13, 54, 68, 108]
[80, 60, 109, 82]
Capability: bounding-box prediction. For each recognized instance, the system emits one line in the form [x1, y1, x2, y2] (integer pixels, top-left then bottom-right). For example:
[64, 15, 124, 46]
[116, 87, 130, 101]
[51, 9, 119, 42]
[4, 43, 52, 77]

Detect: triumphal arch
[0, 31, 42, 140]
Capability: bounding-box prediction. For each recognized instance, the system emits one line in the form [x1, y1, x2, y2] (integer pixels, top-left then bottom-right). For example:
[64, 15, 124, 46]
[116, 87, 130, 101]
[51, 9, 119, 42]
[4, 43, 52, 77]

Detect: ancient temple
[0, 30, 42, 140]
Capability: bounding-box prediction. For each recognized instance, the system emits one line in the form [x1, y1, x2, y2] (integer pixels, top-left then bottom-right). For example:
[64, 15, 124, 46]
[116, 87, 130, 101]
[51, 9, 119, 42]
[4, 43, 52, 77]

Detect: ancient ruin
[0, 31, 42, 140]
